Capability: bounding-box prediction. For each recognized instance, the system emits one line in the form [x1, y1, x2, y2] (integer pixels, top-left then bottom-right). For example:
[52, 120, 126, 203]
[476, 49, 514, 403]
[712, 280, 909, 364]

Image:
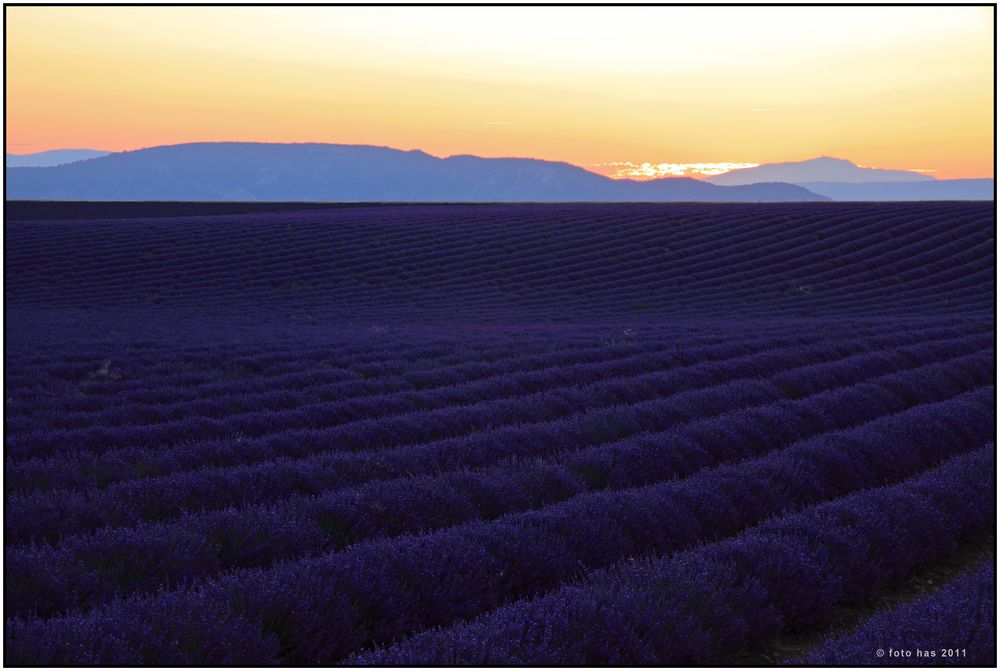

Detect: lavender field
[4, 201, 995, 665]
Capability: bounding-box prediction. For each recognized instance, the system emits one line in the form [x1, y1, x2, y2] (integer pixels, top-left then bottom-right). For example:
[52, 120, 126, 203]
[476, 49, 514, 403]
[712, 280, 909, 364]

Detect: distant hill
[796, 179, 994, 201]
[6, 149, 110, 167]
[5, 142, 825, 202]
[706, 157, 935, 186]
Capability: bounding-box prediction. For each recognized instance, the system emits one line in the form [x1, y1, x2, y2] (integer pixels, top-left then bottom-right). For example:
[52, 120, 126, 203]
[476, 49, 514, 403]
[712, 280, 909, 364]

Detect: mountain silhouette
[795, 179, 994, 201]
[6, 149, 110, 168]
[705, 157, 935, 186]
[5, 142, 825, 202]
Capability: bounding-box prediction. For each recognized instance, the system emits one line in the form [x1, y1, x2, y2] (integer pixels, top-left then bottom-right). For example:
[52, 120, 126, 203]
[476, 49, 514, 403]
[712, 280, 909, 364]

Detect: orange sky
[5, 6, 995, 178]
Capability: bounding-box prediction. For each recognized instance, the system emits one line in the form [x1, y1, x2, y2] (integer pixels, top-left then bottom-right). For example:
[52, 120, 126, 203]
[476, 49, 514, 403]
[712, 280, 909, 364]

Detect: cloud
[591, 161, 760, 180]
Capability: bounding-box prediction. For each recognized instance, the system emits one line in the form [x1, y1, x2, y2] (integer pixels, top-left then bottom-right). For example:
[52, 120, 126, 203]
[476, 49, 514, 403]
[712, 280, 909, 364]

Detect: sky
[5, 6, 995, 179]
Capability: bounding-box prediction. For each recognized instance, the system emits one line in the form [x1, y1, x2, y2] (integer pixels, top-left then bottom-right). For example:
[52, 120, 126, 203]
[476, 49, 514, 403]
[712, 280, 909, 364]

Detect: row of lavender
[6, 321, 989, 546]
[7, 437, 993, 664]
[7, 345, 992, 614]
[801, 561, 994, 666]
[7, 322, 988, 498]
[355, 445, 994, 665]
[5, 321, 995, 663]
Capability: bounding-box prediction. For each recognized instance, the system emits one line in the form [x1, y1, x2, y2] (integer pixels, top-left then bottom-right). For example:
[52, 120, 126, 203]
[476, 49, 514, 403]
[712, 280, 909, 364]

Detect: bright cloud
[591, 162, 761, 180]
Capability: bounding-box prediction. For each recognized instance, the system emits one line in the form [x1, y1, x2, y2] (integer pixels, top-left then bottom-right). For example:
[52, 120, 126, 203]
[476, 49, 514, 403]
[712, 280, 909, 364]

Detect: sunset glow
[5, 6, 995, 178]
[592, 162, 762, 180]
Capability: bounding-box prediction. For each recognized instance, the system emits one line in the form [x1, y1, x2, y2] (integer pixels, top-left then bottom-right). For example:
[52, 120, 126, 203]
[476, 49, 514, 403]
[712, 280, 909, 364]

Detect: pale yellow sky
[5, 6, 995, 178]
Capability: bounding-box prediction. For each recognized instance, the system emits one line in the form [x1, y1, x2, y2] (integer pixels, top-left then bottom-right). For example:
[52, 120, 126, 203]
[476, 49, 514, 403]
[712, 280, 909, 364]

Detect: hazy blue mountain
[5, 142, 825, 202]
[796, 179, 994, 201]
[6, 149, 111, 167]
[706, 157, 935, 186]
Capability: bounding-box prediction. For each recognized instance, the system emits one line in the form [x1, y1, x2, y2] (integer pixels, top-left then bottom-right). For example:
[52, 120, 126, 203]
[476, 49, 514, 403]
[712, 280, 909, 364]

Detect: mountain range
[6, 149, 111, 168]
[791, 179, 993, 201]
[4, 143, 993, 202]
[703, 156, 992, 201]
[703, 156, 935, 185]
[4, 143, 822, 202]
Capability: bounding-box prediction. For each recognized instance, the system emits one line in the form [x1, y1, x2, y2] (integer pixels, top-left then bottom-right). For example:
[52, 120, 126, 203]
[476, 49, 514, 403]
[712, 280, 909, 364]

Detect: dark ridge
[5, 200, 418, 221]
[5, 200, 833, 222]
